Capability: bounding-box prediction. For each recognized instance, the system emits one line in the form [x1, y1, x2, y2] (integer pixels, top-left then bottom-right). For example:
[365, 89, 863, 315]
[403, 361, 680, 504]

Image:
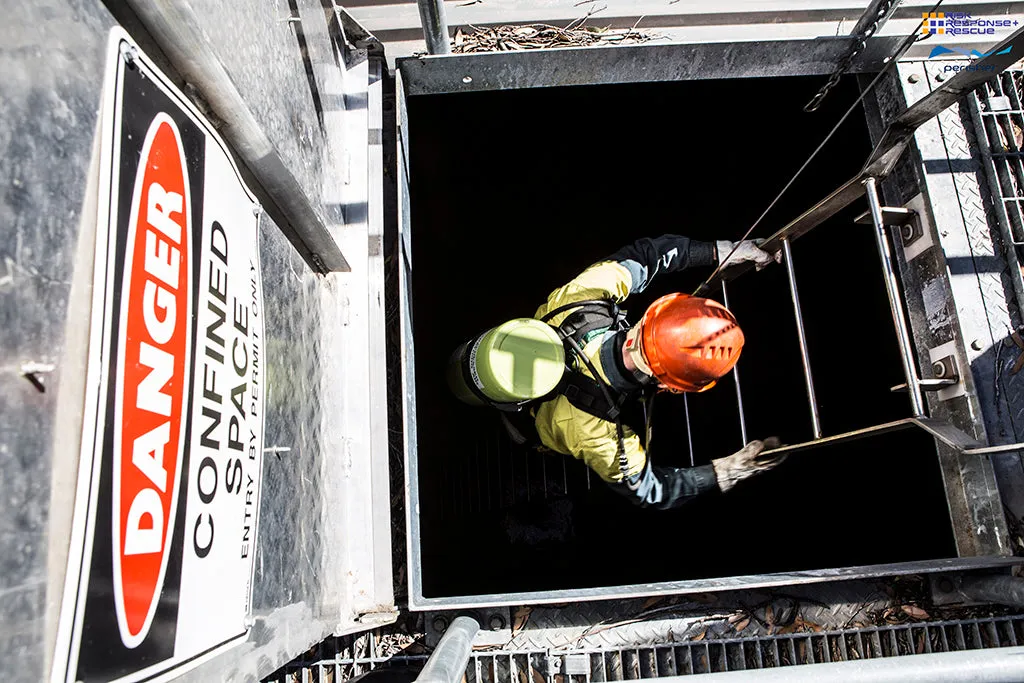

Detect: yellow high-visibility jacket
[530, 235, 722, 508]
[533, 260, 645, 482]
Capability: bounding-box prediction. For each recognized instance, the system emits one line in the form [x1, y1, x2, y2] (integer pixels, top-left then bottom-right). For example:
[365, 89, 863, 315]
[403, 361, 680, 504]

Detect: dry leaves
[512, 606, 532, 633]
[642, 596, 665, 611]
[873, 603, 930, 625]
[876, 607, 899, 624]
[777, 616, 823, 635]
[902, 605, 930, 620]
[692, 630, 706, 642]
[451, 23, 655, 54]
[520, 666, 547, 683]
[728, 611, 752, 632]
[377, 632, 420, 657]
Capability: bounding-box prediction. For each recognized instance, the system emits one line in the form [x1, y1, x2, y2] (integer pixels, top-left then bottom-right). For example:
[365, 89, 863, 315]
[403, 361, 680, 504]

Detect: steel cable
[693, 2, 943, 296]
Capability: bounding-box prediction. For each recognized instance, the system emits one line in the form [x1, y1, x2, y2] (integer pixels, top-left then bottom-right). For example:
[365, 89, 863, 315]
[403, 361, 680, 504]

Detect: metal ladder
[702, 25, 1024, 461]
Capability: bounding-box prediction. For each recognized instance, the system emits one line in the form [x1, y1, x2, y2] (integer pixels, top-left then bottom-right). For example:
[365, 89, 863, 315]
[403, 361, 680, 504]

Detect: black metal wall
[406, 76, 958, 599]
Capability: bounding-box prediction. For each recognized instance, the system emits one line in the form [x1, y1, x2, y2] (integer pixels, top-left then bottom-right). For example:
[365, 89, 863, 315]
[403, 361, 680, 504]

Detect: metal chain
[804, 0, 898, 112]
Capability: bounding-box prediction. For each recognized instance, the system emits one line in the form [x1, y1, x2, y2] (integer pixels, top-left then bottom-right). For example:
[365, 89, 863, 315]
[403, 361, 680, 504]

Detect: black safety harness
[467, 299, 648, 489]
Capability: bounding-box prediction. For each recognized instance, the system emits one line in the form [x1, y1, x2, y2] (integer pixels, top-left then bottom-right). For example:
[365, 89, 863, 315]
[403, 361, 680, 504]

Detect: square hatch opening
[396, 53, 980, 608]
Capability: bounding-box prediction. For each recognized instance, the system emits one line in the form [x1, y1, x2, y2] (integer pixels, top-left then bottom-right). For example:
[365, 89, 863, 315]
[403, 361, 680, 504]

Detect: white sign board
[53, 28, 266, 683]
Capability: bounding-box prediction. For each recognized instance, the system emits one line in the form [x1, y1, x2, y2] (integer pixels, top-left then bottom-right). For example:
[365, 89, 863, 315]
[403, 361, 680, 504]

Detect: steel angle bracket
[397, 38, 907, 96]
[854, 206, 915, 227]
[911, 416, 982, 450]
[891, 379, 958, 392]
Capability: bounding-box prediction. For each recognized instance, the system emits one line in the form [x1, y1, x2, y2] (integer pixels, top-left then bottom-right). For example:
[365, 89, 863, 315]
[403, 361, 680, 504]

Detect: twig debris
[451, 22, 656, 53]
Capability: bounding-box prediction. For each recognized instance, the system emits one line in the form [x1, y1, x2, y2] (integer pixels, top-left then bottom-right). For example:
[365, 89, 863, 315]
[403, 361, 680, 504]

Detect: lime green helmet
[447, 318, 567, 406]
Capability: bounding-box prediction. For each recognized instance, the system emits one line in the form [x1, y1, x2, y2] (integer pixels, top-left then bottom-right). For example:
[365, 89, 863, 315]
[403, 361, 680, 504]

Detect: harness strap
[540, 299, 628, 329]
[561, 307, 622, 340]
[560, 330, 640, 491]
[560, 372, 622, 422]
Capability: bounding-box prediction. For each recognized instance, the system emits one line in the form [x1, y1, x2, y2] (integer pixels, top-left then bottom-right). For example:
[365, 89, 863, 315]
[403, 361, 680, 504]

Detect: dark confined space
[406, 75, 958, 598]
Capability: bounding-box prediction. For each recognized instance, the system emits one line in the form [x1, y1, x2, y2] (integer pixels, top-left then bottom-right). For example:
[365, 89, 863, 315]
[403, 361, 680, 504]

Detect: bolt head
[936, 72, 946, 82]
[489, 614, 507, 631]
[908, 73, 920, 84]
[932, 361, 946, 377]
[432, 616, 449, 632]
[938, 577, 955, 592]
[972, 339, 983, 351]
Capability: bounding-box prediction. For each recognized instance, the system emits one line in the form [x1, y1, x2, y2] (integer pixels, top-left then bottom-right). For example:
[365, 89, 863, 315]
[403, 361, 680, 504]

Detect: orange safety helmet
[623, 293, 744, 393]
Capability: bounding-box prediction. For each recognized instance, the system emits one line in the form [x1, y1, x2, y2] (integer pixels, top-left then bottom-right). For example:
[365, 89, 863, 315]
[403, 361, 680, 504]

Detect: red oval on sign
[113, 113, 191, 649]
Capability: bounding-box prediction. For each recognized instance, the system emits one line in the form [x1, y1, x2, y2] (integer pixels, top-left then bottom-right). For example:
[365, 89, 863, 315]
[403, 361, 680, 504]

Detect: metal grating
[265, 614, 1024, 681]
[970, 70, 1024, 247]
[964, 68, 1024, 523]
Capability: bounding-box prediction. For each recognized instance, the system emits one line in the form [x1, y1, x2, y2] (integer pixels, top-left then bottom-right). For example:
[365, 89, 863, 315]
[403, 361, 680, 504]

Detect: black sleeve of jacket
[608, 461, 719, 510]
[605, 235, 717, 294]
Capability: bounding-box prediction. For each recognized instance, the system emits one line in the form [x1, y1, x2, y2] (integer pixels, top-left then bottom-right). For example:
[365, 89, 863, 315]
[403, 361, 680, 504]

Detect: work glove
[716, 239, 781, 271]
[711, 437, 785, 493]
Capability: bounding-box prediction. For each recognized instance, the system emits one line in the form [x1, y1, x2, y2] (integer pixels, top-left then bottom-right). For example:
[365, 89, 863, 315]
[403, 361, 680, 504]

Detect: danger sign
[53, 29, 265, 683]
